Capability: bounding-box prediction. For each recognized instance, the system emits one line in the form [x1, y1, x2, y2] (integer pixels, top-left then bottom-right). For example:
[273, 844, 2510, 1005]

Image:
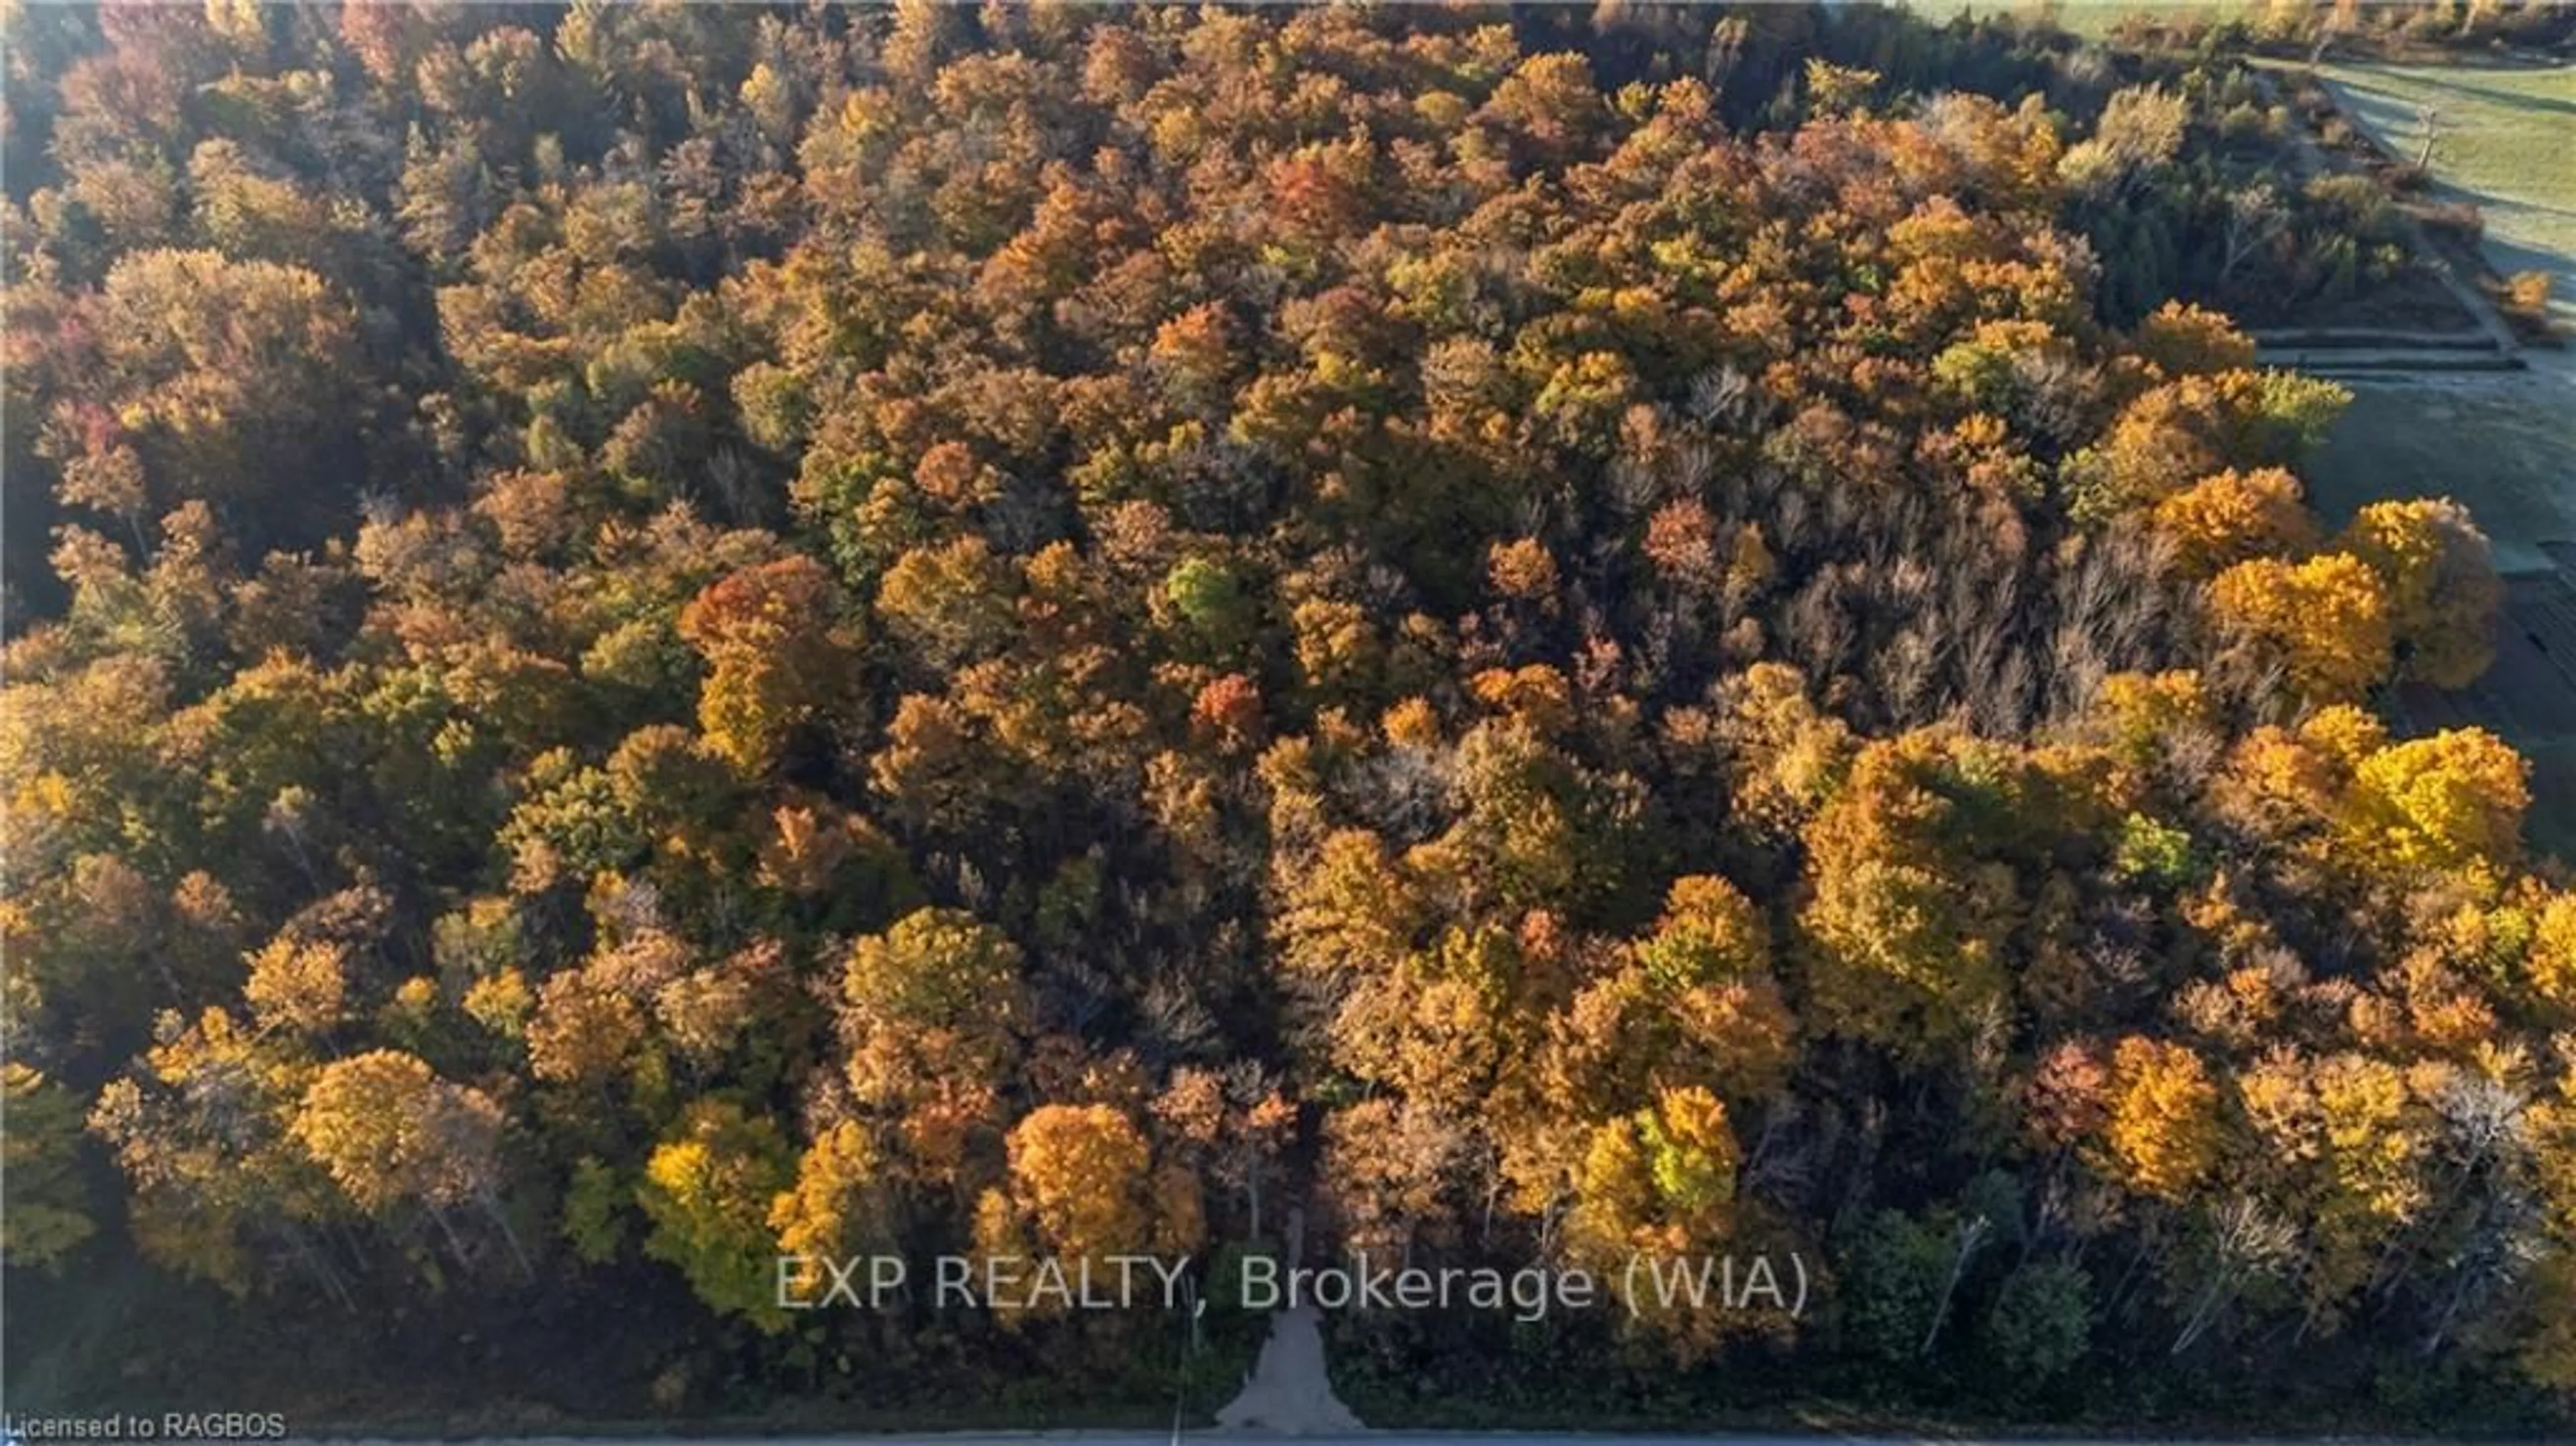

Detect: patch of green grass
[2308, 60, 2576, 326]
[1896, 0, 2265, 42]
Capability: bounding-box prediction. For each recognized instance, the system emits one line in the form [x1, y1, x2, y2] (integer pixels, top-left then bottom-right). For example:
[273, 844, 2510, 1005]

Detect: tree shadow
[2394, 67, 2576, 121]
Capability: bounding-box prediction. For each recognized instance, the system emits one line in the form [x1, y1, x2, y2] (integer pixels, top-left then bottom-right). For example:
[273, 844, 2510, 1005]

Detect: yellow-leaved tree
[2335, 498, 2502, 689]
[769, 1121, 896, 1303]
[2102, 1036, 2222, 1203]
[2341, 728, 2528, 876]
[678, 556, 861, 775]
[291, 1050, 523, 1275]
[2208, 551, 2392, 702]
[971, 1102, 1196, 1322]
[638, 1100, 796, 1332]
[2151, 467, 2318, 577]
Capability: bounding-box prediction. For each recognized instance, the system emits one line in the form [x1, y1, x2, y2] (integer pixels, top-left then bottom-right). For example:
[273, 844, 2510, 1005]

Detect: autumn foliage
[1, 0, 2564, 1431]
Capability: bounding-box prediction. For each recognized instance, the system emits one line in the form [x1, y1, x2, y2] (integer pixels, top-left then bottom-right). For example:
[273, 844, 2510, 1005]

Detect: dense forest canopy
[3, 0, 2572, 1429]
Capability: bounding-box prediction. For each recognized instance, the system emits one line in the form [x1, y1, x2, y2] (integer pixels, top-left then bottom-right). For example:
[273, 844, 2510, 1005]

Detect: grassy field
[1897, 0, 2265, 40]
[2309, 59, 2576, 328]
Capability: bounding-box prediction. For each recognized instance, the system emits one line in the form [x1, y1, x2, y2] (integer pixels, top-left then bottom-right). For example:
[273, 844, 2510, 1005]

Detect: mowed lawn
[2311, 59, 2576, 328]
[1898, 1, 2267, 40]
